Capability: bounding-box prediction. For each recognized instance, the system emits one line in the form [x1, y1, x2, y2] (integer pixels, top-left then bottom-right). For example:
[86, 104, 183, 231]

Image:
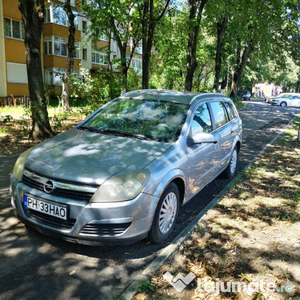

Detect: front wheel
[148, 183, 180, 244]
[223, 146, 238, 179]
[280, 101, 287, 107]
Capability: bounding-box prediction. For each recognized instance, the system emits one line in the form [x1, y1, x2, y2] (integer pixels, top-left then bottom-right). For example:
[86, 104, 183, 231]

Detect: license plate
[24, 195, 67, 220]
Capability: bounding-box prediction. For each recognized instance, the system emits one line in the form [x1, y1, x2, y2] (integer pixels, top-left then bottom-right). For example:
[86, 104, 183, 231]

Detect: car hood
[25, 129, 171, 185]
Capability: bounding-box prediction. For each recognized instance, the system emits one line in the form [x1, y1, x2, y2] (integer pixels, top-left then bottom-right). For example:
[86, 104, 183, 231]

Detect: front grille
[80, 223, 131, 236]
[23, 205, 76, 230]
[23, 174, 95, 201]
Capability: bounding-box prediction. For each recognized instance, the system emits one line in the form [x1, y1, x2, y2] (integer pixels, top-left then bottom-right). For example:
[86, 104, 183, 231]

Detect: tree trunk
[213, 16, 229, 93]
[62, 0, 75, 112]
[109, 18, 130, 93]
[221, 74, 227, 90]
[142, 28, 154, 89]
[141, 0, 170, 90]
[230, 40, 254, 99]
[19, 0, 53, 139]
[185, 0, 209, 91]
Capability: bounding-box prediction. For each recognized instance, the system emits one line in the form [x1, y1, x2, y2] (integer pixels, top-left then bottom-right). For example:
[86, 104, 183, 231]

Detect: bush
[70, 67, 122, 115]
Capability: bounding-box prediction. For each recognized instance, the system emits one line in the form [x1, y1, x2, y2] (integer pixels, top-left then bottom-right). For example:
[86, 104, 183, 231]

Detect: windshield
[81, 98, 189, 142]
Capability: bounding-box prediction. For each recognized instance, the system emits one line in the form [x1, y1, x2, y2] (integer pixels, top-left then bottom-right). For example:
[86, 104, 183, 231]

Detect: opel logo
[44, 180, 55, 193]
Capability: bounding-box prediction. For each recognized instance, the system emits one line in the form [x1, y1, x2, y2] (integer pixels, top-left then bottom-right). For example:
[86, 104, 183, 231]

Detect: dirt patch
[0, 115, 82, 156]
[134, 118, 300, 299]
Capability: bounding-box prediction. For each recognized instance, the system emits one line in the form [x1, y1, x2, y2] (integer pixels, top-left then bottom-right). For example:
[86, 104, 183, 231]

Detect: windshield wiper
[79, 125, 102, 133]
[79, 126, 151, 140]
[79, 125, 150, 140]
[99, 128, 151, 141]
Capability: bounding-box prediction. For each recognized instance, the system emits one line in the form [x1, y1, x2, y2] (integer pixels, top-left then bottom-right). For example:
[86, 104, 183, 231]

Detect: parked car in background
[237, 90, 251, 101]
[270, 93, 300, 107]
[10, 90, 242, 245]
[265, 93, 287, 104]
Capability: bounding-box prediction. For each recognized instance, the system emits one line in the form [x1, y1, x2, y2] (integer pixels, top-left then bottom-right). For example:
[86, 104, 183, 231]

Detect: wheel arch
[146, 170, 187, 227]
[172, 177, 185, 206]
[236, 140, 241, 153]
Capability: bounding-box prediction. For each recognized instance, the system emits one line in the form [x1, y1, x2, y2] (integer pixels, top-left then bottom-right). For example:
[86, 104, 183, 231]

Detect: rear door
[208, 100, 235, 171]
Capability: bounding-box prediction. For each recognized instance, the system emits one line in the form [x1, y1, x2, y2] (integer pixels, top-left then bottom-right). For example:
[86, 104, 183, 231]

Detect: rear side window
[223, 101, 236, 120]
[210, 101, 228, 129]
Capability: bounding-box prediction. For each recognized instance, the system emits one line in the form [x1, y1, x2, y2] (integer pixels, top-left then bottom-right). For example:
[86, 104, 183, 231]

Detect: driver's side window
[191, 103, 212, 137]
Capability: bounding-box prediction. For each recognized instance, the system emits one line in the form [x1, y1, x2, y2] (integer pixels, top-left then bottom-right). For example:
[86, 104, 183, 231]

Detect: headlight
[91, 170, 151, 202]
[13, 148, 32, 182]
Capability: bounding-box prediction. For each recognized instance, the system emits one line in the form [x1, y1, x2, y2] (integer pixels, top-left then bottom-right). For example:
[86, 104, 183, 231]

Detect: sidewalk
[130, 117, 300, 299]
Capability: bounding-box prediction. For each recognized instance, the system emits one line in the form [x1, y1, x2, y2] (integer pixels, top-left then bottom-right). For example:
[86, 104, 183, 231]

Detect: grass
[0, 105, 86, 156]
[0, 105, 84, 119]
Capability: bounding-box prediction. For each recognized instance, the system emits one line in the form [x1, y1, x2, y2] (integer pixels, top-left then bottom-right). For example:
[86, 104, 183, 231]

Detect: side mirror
[189, 132, 217, 146]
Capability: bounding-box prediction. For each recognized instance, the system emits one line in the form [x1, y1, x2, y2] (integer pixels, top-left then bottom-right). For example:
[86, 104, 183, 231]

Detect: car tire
[148, 182, 180, 244]
[223, 145, 238, 179]
[280, 102, 287, 107]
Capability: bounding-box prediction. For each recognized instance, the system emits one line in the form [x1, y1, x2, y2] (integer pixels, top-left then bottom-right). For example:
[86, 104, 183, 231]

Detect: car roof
[276, 93, 300, 96]
[120, 89, 225, 105]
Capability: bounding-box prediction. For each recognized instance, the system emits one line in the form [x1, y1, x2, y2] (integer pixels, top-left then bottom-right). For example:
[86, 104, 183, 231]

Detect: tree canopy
[19, 0, 300, 141]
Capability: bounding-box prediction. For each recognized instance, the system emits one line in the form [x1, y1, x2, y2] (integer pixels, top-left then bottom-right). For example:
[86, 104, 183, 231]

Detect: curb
[117, 115, 298, 300]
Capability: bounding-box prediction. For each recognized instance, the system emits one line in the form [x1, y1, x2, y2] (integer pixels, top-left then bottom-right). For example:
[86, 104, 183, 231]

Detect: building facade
[0, 0, 142, 99]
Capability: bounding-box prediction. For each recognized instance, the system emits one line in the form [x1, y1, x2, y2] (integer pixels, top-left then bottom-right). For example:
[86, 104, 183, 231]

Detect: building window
[82, 20, 87, 33]
[44, 38, 53, 55]
[45, 68, 79, 86]
[73, 11, 79, 29]
[54, 37, 67, 56]
[53, 4, 68, 26]
[74, 42, 80, 59]
[7, 63, 28, 83]
[44, 36, 80, 58]
[4, 18, 11, 37]
[45, 68, 64, 86]
[92, 50, 108, 65]
[82, 49, 87, 60]
[100, 34, 109, 42]
[45, 6, 51, 23]
[45, 69, 54, 85]
[45, 4, 78, 28]
[4, 18, 24, 40]
[131, 57, 142, 70]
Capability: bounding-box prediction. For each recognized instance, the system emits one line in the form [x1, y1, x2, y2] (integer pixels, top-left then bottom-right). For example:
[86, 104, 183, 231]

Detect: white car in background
[270, 93, 300, 107]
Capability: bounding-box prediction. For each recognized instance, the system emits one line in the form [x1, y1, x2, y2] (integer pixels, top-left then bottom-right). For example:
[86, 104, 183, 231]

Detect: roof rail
[121, 89, 162, 97]
[190, 92, 224, 104]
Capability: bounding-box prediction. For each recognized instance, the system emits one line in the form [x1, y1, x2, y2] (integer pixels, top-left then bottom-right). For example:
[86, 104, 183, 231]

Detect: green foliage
[82, 0, 144, 92]
[49, 116, 68, 133]
[138, 280, 155, 293]
[3, 115, 13, 124]
[127, 68, 142, 91]
[70, 67, 121, 116]
[17, 119, 29, 135]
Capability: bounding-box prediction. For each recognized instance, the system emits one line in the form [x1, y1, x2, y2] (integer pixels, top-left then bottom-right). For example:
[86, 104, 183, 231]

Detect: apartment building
[0, 0, 142, 99]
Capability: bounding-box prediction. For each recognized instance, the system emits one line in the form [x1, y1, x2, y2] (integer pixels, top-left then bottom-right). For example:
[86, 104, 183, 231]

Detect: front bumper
[10, 174, 158, 245]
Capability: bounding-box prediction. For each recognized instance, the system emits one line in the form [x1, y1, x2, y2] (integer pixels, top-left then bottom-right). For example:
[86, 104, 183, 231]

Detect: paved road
[0, 100, 299, 300]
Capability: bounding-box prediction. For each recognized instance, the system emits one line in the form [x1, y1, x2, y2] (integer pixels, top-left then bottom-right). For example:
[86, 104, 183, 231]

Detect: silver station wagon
[10, 90, 242, 245]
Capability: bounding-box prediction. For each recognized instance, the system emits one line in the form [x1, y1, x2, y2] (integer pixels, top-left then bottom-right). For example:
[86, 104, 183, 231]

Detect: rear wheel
[223, 146, 238, 179]
[148, 182, 179, 244]
[280, 101, 287, 107]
